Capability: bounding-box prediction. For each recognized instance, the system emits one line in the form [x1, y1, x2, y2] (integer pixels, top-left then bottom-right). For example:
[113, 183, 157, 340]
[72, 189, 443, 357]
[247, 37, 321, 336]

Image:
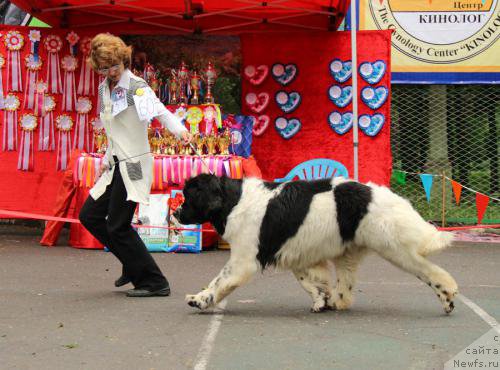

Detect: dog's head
[173, 174, 223, 225]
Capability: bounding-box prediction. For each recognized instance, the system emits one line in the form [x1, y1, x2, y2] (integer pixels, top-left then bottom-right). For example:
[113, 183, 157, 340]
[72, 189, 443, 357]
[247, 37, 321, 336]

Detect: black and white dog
[173, 174, 458, 314]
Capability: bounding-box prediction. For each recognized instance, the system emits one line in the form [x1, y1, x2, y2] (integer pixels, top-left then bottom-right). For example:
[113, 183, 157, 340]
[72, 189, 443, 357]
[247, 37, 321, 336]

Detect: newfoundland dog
[173, 174, 457, 314]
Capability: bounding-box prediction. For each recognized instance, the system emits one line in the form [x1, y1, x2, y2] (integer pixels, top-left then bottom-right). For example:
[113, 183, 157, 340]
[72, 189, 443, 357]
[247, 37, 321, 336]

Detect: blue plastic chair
[274, 158, 349, 183]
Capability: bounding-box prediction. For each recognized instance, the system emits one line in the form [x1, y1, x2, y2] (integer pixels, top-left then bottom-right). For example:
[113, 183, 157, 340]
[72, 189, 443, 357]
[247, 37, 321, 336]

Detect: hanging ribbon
[66, 31, 79, 57]
[23, 54, 43, 110]
[73, 97, 92, 151]
[2, 94, 20, 151]
[38, 93, 56, 151]
[44, 34, 63, 94]
[18, 114, 38, 171]
[5, 30, 24, 92]
[61, 55, 78, 111]
[56, 114, 74, 170]
[28, 30, 41, 62]
[90, 117, 104, 152]
[77, 36, 95, 96]
[0, 54, 5, 109]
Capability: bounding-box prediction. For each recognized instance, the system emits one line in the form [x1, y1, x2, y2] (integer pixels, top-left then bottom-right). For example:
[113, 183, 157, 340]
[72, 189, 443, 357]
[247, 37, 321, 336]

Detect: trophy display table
[69, 152, 245, 250]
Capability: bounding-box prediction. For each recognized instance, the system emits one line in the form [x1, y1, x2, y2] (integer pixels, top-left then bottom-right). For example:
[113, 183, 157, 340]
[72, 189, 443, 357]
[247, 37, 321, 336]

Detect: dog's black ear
[207, 175, 223, 212]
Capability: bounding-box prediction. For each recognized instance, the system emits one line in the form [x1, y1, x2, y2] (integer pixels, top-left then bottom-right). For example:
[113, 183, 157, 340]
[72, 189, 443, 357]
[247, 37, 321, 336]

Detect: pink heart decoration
[245, 92, 270, 113]
[252, 115, 270, 136]
[244, 65, 269, 86]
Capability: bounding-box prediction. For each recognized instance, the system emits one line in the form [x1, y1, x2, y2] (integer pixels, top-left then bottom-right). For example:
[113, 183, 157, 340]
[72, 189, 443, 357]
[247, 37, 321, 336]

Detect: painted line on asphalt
[458, 294, 500, 334]
[194, 299, 227, 370]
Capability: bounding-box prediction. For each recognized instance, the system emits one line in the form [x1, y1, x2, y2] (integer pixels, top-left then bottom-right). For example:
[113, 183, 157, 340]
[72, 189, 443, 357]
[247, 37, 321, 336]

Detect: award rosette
[0, 54, 5, 108]
[61, 55, 78, 111]
[44, 34, 63, 94]
[5, 30, 24, 92]
[38, 93, 56, 151]
[17, 114, 38, 171]
[2, 93, 20, 151]
[90, 117, 105, 153]
[185, 106, 203, 134]
[23, 54, 43, 109]
[55, 114, 74, 170]
[78, 36, 95, 96]
[73, 96, 92, 151]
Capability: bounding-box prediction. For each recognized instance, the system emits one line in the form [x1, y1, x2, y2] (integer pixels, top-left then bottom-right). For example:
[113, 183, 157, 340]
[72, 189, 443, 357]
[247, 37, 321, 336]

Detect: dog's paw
[310, 303, 328, 313]
[328, 291, 352, 311]
[436, 288, 457, 315]
[185, 292, 215, 310]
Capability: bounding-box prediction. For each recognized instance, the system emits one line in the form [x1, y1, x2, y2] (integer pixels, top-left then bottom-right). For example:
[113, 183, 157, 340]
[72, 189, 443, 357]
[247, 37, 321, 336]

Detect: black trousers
[79, 160, 168, 291]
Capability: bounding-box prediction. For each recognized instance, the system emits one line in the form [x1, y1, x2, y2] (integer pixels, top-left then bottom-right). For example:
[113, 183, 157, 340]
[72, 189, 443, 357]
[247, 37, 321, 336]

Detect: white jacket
[89, 69, 187, 205]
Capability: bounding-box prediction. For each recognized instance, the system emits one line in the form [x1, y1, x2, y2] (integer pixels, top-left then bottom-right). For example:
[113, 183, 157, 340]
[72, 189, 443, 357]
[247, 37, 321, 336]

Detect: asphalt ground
[0, 227, 499, 370]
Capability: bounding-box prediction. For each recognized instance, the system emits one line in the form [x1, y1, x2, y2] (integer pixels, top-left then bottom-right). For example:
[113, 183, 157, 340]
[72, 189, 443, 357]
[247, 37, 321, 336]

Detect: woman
[79, 34, 191, 297]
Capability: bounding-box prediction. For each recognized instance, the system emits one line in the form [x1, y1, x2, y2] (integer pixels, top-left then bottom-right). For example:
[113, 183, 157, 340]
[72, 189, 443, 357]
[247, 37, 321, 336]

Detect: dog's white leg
[185, 256, 258, 310]
[293, 261, 335, 313]
[374, 247, 458, 314]
[331, 246, 368, 310]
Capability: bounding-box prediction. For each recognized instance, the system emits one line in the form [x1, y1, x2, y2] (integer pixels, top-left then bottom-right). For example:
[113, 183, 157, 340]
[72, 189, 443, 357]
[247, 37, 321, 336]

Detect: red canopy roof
[12, 0, 349, 34]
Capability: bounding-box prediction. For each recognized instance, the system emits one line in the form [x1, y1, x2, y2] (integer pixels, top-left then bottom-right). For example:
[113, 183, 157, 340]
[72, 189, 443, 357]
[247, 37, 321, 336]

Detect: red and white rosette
[5, 30, 24, 92]
[73, 96, 92, 151]
[0, 54, 5, 109]
[61, 55, 78, 111]
[2, 93, 20, 151]
[66, 31, 79, 55]
[90, 117, 104, 152]
[38, 93, 56, 151]
[78, 36, 96, 96]
[17, 114, 38, 171]
[23, 54, 43, 109]
[56, 114, 74, 170]
[44, 34, 63, 94]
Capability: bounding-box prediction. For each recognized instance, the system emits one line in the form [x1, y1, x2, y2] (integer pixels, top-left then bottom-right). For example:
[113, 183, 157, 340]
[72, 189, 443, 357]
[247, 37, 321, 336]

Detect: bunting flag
[475, 193, 490, 224]
[451, 180, 463, 205]
[393, 170, 406, 185]
[419, 174, 434, 203]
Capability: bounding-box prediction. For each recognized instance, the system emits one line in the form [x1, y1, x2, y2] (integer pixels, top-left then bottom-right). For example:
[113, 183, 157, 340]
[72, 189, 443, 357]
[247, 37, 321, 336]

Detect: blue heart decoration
[275, 117, 301, 139]
[328, 85, 352, 108]
[361, 86, 388, 110]
[271, 63, 298, 86]
[275, 91, 301, 113]
[328, 111, 353, 135]
[359, 113, 385, 136]
[329, 59, 352, 83]
[359, 60, 386, 85]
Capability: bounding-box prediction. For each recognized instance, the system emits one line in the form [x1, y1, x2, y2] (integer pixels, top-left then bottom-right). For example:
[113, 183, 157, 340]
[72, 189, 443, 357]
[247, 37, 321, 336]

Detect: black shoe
[114, 275, 131, 287]
[126, 286, 171, 297]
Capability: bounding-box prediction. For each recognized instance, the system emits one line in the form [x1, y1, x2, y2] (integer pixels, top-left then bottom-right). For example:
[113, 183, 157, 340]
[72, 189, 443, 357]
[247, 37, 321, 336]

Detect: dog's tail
[418, 229, 455, 256]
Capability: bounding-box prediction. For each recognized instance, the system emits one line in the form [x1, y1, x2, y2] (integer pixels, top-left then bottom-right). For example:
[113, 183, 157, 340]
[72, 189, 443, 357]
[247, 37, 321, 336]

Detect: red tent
[12, 0, 349, 34]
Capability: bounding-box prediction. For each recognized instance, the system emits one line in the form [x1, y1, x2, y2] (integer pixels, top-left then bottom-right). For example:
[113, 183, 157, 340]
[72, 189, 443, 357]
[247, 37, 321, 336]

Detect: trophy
[205, 134, 217, 155]
[190, 71, 201, 105]
[194, 133, 205, 155]
[217, 129, 231, 155]
[178, 61, 189, 104]
[168, 69, 179, 105]
[95, 131, 107, 154]
[203, 61, 217, 104]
